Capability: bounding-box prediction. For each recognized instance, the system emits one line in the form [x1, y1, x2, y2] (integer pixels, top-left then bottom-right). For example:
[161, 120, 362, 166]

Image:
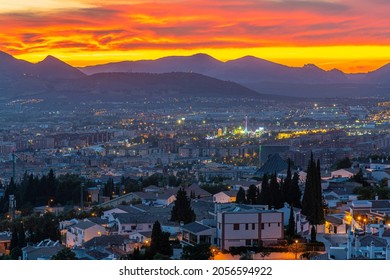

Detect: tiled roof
[74, 220, 98, 230]
[182, 222, 212, 234]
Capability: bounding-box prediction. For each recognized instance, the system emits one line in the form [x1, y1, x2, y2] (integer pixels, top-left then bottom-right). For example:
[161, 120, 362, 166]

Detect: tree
[18, 222, 26, 248]
[246, 184, 258, 204]
[10, 247, 22, 260]
[302, 153, 325, 242]
[269, 173, 284, 209]
[10, 225, 19, 251]
[104, 177, 115, 198]
[290, 172, 302, 208]
[149, 221, 172, 258]
[287, 206, 295, 237]
[282, 159, 293, 204]
[258, 174, 271, 205]
[170, 188, 196, 224]
[236, 187, 246, 204]
[182, 243, 212, 260]
[334, 157, 352, 170]
[51, 248, 78, 260]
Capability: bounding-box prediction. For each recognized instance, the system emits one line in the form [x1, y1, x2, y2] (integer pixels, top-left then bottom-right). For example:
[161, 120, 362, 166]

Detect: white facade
[216, 208, 283, 250]
[65, 222, 106, 248]
[116, 219, 153, 235]
[331, 169, 354, 178]
[213, 191, 236, 204]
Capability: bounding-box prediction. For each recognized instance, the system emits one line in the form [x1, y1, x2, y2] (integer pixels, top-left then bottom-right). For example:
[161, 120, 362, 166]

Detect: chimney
[379, 220, 384, 238]
[369, 241, 375, 259]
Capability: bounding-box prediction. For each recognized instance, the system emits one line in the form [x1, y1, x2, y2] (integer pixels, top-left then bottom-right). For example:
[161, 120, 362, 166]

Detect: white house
[113, 213, 154, 235]
[325, 214, 348, 234]
[213, 190, 238, 204]
[181, 221, 216, 247]
[132, 191, 176, 206]
[331, 169, 354, 178]
[65, 220, 106, 248]
[330, 229, 390, 260]
[215, 204, 284, 250]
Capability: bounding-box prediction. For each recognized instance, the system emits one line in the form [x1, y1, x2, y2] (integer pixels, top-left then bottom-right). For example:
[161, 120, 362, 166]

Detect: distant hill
[0, 51, 277, 101]
[0, 51, 85, 81]
[79, 53, 390, 98]
[2, 50, 390, 99]
[34, 55, 86, 80]
[51, 72, 276, 101]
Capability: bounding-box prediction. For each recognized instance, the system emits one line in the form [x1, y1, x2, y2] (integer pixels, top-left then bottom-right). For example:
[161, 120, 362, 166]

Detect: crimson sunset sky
[1, 0, 390, 73]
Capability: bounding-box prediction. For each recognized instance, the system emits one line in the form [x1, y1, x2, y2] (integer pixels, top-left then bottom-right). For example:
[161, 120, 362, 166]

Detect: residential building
[181, 221, 216, 246]
[65, 220, 106, 247]
[215, 204, 284, 250]
[213, 190, 238, 204]
[22, 239, 64, 260]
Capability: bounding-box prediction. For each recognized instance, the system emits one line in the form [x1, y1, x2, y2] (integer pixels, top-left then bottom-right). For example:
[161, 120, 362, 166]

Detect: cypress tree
[289, 172, 302, 208]
[283, 159, 293, 204]
[10, 226, 18, 251]
[302, 152, 324, 242]
[236, 187, 247, 204]
[246, 184, 257, 205]
[18, 223, 26, 248]
[270, 173, 284, 209]
[287, 205, 295, 237]
[170, 188, 196, 224]
[258, 174, 271, 206]
[149, 221, 163, 257]
[149, 221, 172, 258]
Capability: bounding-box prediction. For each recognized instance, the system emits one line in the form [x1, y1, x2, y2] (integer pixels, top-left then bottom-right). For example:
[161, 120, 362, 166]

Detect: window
[245, 239, 251, 246]
[233, 224, 240, 230]
[278, 223, 281, 227]
[268, 223, 271, 227]
[245, 223, 249, 230]
[261, 223, 264, 230]
[252, 223, 255, 230]
[148, 225, 152, 229]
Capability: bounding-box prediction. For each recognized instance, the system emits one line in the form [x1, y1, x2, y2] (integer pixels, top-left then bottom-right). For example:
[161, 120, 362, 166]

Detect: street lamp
[295, 240, 298, 260]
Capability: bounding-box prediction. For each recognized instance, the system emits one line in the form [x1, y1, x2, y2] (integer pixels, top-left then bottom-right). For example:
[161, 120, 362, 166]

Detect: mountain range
[1, 50, 390, 101]
[0, 51, 273, 102]
[79, 53, 390, 98]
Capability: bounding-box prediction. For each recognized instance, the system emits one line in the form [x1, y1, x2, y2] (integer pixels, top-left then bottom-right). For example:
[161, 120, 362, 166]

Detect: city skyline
[1, 0, 390, 73]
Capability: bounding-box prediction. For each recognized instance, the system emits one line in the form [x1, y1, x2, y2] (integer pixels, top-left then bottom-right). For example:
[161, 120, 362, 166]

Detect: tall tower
[244, 114, 248, 133]
[9, 195, 16, 221]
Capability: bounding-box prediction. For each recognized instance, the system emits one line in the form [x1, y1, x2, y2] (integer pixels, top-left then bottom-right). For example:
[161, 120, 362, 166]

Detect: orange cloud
[1, 0, 390, 72]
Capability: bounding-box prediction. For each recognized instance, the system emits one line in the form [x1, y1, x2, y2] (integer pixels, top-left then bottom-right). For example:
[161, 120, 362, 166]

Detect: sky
[1, 0, 390, 73]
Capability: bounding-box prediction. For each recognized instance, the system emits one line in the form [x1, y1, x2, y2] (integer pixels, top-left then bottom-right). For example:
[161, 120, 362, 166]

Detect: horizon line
[3, 49, 389, 75]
